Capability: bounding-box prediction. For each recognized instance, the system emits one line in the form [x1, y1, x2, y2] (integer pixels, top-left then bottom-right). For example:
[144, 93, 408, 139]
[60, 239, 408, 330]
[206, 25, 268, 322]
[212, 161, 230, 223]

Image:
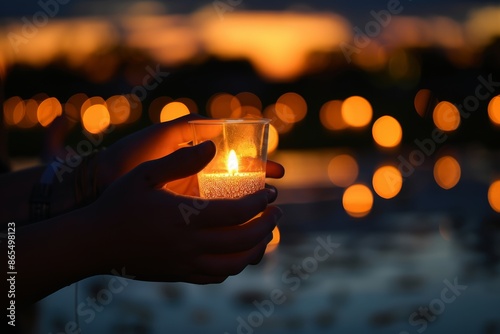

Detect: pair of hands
[84, 114, 284, 284]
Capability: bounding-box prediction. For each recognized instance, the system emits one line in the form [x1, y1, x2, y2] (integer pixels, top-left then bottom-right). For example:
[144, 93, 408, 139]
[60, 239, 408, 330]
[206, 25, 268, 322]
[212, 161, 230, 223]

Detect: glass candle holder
[189, 119, 270, 199]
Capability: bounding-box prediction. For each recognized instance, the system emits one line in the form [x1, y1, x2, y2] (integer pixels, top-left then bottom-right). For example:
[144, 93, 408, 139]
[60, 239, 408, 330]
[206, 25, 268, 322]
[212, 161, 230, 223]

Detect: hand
[87, 141, 283, 283]
[96, 114, 285, 196]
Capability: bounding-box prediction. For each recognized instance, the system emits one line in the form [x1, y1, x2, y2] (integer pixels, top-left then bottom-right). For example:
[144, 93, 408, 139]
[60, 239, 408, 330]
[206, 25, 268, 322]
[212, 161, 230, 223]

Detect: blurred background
[1, 0, 500, 333]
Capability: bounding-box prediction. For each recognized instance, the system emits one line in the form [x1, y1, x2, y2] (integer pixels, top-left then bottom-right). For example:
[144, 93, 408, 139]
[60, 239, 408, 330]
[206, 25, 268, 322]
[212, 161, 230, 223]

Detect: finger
[136, 141, 215, 188]
[264, 184, 278, 203]
[196, 206, 282, 254]
[194, 236, 271, 277]
[266, 161, 285, 179]
[184, 188, 274, 228]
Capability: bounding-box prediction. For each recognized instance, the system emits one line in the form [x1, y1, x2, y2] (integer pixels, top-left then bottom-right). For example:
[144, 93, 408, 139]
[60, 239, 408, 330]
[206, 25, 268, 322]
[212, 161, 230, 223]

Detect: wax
[198, 171, 265, 199]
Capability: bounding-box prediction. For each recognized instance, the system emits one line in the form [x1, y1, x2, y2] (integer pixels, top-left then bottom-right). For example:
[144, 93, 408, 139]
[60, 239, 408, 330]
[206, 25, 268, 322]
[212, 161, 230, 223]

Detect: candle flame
[228, 150, 239, 175]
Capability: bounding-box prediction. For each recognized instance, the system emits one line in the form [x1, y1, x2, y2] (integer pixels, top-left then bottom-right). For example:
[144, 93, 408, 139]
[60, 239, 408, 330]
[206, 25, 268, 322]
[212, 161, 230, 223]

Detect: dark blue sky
[0, 0, 497, 23]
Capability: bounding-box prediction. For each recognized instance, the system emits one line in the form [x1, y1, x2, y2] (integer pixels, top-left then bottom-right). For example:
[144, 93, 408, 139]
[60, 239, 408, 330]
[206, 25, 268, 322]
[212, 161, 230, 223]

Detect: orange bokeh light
[275, 92, 307, 124]
[3, 96, 25, 126]
[160, 101, 190, 122]
[106, 95, 131, 125]
[265, 226, 281, 254]
[434, 156, 461, 189]
[267, 124, 279, 154]
[320, 100, 347, 131]
[488, 180, 500, 213]
[263, 104, 294, 134]
[372, 165, 403, 199]
[327, 154, 359, 188]
[488, 95, 500, 126]
[37, 97, 62, 127]
[65, 93, 88, 122]
[372, 116, 403, 148]
[208, 93, 237, 119]
[342, 184, 374, 218]
[82, 104, 111, 134]
[414, 89, 437, 118]
[433, 101, 460, 132]
[341, 96, 373, 128]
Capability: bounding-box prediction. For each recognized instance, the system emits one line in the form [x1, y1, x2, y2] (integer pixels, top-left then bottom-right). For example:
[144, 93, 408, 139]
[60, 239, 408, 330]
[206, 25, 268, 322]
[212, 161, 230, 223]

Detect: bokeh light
[488, 180, 500, 213]
[160, 101, 190, 122]
[341, 96, 373, 128]
[265, 226, 281, 254]
[65, 93, 88, 122]
[488, 95, 500, 126]
[342, 184, 374, 218]
[175, 97, 198, 114]
[434, 156, 461, 189]
[106, 95, 131, 125]
[320, 100, 347, 131]
[3, 96, 25, 127]
[372, 116, 403, 148]
[372, 165, 403, 199]
[231, 92, 262, 117]
[275, 92, 307, 124]
[37, 97, 62, 127]
[208, 93, 236, 119]
[82, 104, 111, 134]
[81, 96, 107, 119]
[263, 104, 294, 134]
[267, 124, 279, 154]
[433, 101, 460, 132]
[18, 99, 39, 129]
[414, 89, 438, 118]
[328, 154, 359, 188]
[149, 96, 173, 123]
[124, 94, 143, 124]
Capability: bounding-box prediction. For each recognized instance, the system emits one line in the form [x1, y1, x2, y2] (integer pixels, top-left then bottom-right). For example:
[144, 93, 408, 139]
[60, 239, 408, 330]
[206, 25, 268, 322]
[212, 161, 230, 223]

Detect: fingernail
[265, 187, 277, 203]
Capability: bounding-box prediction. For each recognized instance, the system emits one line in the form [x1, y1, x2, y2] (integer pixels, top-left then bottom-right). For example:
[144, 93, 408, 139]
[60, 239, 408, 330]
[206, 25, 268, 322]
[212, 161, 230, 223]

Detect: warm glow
[267, 124, 279, 154]
[124, 94, 143, 124]
[320, 100, 347, 131]
[275, 92, 307, 124]
[263, 104, 294, 134]
[106, 95, 131, 125]
[414, 89, 437, 118]
[149, 96, 173, 123]
[342, 96, 373, 128]
[372, 166, 403, 199]
[488, 95, 500, 126]
[488, 180, 500, 213]
[342, 184, 374, 218]
[434, 156, 461, 190]
[82, 104, 111, 134]
[37, 97, 62, 127]
[19, 99, 39, 129]
[227, 150, 239, 175]
[433, 101, 460, 132]
[65, 93, 88, 122]
[265, 226, 281, 254]
[327, 154, 359, 188]
[160, 102, 190, 122]
[208, 93, 237, 119]
[81, 97, 107, 119]
[3, 97, 24, 126]
[199, 12, 351, 80]
[372, 116, 403, 148]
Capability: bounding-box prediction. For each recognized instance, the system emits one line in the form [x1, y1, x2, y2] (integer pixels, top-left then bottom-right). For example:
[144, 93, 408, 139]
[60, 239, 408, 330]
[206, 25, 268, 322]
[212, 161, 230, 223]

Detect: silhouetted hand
[86, 141, 282, 283]
[96, 114, 284, 197]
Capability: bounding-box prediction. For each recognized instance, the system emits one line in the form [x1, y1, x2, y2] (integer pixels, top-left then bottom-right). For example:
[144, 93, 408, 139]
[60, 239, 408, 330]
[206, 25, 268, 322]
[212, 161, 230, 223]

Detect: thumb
[136, 140, 216, 188]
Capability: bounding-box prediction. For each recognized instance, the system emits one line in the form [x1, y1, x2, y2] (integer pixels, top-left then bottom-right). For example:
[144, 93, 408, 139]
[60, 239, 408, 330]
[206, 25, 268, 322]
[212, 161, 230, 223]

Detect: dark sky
[0, 0, 497, 23]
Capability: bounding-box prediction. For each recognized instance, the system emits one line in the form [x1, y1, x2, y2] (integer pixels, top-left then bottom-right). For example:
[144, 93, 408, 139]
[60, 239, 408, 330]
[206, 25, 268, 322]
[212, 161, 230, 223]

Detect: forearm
[6, 206, 100, 306]
[0, 160, 91, 227]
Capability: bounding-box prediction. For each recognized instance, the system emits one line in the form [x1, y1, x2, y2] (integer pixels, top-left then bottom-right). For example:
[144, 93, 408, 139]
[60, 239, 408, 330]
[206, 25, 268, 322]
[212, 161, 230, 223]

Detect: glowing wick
[228, 149, 239, 175]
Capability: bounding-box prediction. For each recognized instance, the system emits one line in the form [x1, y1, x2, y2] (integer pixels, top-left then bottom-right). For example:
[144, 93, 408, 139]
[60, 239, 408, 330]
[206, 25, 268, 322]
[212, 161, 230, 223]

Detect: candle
[198, 150, 265, 198]
[189, 119, 270, 199]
